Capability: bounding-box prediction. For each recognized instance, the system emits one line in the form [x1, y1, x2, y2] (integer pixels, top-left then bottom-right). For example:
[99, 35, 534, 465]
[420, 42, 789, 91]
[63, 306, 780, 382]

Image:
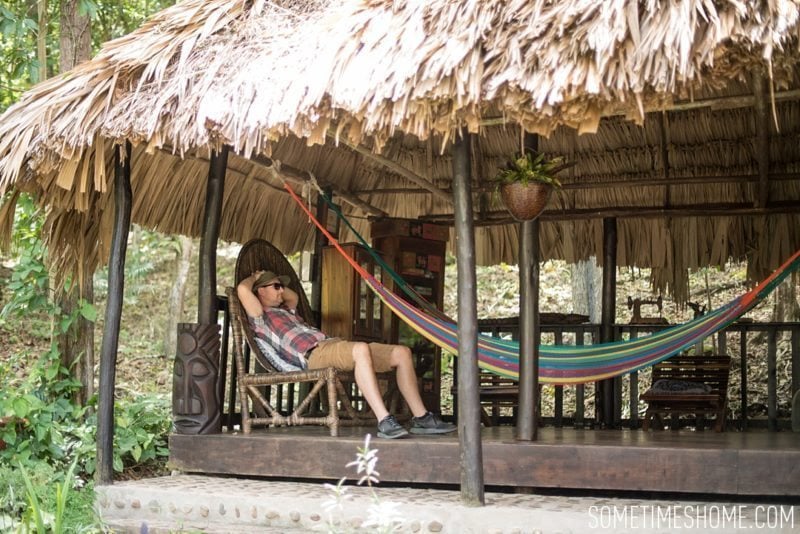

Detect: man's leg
[351, 342, 392, 421]
[386, 345, 427, 418]
[370, 343, 456, 435]
[309, 339, 394, 420]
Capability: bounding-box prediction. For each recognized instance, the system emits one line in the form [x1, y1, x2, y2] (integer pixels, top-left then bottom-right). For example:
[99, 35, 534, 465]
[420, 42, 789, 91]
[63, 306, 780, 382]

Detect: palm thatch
[0, 0, 799, 301]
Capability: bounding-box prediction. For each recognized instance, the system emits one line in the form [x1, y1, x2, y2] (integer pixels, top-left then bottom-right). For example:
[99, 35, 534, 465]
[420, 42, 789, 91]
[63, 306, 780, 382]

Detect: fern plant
[492, 151, 565, 189]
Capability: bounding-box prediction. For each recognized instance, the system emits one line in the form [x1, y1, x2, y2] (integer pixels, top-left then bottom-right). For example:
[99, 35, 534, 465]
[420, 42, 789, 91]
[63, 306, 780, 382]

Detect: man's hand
[282, 286, 299, 311]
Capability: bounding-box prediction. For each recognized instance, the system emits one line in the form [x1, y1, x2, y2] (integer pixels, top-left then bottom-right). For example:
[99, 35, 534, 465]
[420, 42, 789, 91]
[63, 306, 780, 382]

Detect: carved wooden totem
[172, 323, 221, 434]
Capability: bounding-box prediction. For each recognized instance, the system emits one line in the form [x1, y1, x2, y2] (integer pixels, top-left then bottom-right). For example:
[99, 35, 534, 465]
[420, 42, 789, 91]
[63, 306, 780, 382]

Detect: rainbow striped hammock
[285, 184, 800, 386]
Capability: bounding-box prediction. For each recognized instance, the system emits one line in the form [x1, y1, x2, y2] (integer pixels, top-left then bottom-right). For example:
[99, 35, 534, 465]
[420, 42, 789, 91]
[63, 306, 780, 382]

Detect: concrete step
[96, 474, 800, 533]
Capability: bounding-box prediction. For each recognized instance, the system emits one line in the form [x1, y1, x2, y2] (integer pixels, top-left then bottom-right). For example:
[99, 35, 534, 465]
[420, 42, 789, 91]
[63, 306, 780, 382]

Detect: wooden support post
[96, 143, 132, 485]
[310, 187, 332, 319]
[598, 217, 617, 427]
[451, 129, 484, 505]
[518, 218, 540, 439]
[752, 72, 770, 208]
[198, 147, 228, 324]
[518, 131, 541, 440]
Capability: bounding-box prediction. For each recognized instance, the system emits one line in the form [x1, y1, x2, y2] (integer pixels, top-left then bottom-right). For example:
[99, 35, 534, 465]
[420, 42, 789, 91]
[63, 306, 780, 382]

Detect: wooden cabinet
[321, 243, 385, 342]
[371, 220, 448, 411]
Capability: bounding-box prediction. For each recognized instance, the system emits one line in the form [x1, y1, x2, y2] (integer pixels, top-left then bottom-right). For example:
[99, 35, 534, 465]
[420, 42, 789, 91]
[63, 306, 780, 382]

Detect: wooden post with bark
[451, 129, 484, 505]
[97, 143, 132, 485]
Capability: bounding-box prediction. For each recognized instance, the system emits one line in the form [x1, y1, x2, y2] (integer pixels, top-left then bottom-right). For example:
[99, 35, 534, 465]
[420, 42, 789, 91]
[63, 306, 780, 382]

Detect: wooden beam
[353, 173, 800, 196]
[198, 147, 228, 324]
[451, 128, 484, 505]
[419, 200, 800, 226]
[658, 111, 671, 207]
[97, 142, 132, 485]
[250, 154, 387, 217]
[480, 89, 800, 127]
[334, 189, 387, 218]
[327, 133, 453, 204]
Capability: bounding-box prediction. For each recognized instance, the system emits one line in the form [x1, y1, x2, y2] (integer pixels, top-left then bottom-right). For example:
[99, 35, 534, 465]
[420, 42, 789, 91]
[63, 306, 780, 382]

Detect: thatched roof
[1, 0, 799, 301]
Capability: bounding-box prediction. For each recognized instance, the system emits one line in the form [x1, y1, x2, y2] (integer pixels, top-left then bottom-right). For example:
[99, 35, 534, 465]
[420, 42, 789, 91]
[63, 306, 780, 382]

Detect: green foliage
[492, 151, 566, 189]
[91, 0, 178, 45]
[0, 0, 60, 109]
[94, 226, 180, 304]
[76, 394, 172, 475]
[1, 459, 98, 533]
[0, 360, 83, 467]
[1, 194, 50, 318]
[1, 0, 179, 111]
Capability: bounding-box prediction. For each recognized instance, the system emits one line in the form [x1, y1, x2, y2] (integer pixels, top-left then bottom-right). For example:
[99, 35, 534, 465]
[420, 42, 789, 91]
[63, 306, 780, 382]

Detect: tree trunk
[165, 236, 193, 357]
[77, 276, 94, 406]
[37, 0, 48, 81]
[56, 0, 93, 406]
[571, 257, 602, 323]
[59, 0, 91, 71]
[773, 273, 799, 347]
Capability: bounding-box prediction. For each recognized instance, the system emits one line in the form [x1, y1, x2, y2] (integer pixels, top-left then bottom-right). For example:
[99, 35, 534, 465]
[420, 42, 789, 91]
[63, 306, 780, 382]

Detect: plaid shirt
[248, 306, 327, 370]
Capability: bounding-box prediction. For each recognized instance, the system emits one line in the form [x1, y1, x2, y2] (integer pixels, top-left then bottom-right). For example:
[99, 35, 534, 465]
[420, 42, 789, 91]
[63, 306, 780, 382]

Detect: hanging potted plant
[492, 151, 566, 221]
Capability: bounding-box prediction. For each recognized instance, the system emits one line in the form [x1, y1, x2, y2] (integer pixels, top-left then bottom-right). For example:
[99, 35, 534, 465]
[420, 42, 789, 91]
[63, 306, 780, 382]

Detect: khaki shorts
[307, 339, 396, 373]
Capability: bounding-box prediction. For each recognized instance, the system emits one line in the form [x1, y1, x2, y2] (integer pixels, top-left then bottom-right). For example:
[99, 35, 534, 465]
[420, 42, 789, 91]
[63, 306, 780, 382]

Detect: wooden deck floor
[169, 426, 800, 497]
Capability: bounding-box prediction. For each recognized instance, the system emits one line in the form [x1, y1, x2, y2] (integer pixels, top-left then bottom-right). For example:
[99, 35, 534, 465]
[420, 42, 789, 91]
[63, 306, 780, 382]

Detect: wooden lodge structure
[1, 0, 800, 501]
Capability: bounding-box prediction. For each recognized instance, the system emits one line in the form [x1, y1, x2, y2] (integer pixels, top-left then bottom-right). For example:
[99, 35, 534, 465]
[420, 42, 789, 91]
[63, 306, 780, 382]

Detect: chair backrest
[651, 354, 731, 393]
[234, 238, 315, 325]
[231, 239, 316, 373]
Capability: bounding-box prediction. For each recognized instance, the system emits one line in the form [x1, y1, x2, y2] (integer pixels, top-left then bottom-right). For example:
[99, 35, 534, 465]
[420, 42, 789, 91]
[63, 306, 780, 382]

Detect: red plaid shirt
[249, 306, 327, 370]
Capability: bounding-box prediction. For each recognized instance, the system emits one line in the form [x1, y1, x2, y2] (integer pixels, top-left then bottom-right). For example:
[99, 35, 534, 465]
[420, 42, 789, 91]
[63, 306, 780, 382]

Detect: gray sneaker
[409, 412, 457, 435]
[377, 415, 409, 439]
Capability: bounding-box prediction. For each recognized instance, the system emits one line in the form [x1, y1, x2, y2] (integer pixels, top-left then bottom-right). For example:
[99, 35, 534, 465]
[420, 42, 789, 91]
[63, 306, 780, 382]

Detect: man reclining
[237, 270, 456, 439]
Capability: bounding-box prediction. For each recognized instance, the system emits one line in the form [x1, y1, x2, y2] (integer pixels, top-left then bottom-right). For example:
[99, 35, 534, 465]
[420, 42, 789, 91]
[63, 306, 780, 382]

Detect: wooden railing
[471, 318, 800, 431]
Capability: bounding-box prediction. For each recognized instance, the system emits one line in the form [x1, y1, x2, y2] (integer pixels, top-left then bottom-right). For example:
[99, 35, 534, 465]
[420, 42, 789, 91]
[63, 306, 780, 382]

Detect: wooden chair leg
[714, 405, 726, 432]
[326, 370, 339, 437]
[480, 407, 492, 427]
[642, 409, 652, 431]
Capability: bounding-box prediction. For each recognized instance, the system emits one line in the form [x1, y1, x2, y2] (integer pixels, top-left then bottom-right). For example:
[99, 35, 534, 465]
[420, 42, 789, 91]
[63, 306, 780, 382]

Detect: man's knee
[391, 344, 413, 366]
[352, 342, 372, 366]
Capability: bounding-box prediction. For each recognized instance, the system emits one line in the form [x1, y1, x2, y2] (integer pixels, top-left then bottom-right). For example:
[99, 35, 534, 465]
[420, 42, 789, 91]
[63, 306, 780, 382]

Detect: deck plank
[169, 427, 800, 496]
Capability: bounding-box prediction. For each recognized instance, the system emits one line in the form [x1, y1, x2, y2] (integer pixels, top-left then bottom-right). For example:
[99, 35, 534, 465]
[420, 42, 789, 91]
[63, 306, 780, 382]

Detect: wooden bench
[640, 354, 731, 432]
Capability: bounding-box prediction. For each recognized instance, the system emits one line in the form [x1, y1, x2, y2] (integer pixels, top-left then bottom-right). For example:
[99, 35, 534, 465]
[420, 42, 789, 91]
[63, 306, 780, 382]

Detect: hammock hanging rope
[284, 183, 800, 385]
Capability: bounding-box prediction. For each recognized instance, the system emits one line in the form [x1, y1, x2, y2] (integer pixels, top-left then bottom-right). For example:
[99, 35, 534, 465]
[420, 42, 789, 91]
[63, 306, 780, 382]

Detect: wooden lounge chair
[228, 239, 390, 436]
[640, 354, 731, 432]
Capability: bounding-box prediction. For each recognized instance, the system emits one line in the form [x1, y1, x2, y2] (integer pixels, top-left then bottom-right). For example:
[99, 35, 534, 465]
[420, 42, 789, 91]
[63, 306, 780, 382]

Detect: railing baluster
[575, 327, 585, 428]
[768, 327, 778, 432]
[739, 328, 748, 431]
[792, 326, 800, 398]
[629, 327, 639, 429]
[554, 329, 563, 428]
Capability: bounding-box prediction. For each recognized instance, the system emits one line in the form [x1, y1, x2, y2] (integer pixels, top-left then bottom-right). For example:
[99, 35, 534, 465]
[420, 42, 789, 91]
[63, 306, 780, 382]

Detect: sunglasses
[262, 282, 284, 290]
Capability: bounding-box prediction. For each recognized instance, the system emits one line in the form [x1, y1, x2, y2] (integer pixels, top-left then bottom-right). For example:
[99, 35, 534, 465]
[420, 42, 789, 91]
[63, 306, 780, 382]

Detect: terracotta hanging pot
[500, 180, 552, 221]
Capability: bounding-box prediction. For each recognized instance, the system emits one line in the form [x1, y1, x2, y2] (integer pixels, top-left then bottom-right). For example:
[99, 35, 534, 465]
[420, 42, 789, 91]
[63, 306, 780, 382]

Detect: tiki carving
[172, 322, 221, 434]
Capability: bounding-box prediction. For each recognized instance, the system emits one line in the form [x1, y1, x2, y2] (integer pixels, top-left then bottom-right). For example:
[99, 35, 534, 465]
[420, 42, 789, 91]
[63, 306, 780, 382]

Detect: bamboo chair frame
[230, 239, 386, 436]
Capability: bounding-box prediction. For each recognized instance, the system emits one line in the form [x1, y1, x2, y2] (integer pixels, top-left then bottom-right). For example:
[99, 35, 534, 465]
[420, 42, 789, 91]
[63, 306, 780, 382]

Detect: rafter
[326, 132, 452, 203]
